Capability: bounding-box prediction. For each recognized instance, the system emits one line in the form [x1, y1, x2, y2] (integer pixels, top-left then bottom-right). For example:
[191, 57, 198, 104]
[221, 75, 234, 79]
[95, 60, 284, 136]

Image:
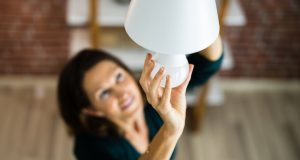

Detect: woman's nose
[114, 85, 129, 100]
[116, 92, 130, 107]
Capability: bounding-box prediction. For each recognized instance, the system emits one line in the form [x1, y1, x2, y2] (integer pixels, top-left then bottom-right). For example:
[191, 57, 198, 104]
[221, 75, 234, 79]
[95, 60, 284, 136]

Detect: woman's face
[82, 60, 143, 121]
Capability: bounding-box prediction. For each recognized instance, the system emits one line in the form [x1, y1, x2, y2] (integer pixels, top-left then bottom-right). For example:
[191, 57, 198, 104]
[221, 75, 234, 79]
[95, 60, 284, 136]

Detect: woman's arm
[138, 53, 194, 160]
[187, 35, 224, 90]
[138, 125, 181, 160]
[138, 36, 222, 159]
[200, 35, 223, 61]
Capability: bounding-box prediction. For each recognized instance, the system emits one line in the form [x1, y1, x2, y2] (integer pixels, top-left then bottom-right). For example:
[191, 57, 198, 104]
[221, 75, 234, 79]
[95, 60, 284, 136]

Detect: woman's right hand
[139, 53, 194, 135]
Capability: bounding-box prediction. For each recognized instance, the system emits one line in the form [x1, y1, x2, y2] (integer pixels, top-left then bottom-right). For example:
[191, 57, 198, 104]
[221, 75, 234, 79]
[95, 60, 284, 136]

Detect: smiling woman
[58, 49, 137, 138]
[57, 38, 223, 160]
[82, 60, 144, 124]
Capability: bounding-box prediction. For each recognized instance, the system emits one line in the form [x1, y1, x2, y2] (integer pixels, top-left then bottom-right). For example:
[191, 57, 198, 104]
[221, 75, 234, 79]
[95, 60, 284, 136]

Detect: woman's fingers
[159, 75, 172, 114]
[139, 53, 155, 92]
[143, 53, 154, 77]
[143, 53, 152, 68]
[149, 66, 166, 106]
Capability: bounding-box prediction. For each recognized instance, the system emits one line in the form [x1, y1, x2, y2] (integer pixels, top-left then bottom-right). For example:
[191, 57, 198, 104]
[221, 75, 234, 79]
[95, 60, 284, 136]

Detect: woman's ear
[82, 107, 105, 117]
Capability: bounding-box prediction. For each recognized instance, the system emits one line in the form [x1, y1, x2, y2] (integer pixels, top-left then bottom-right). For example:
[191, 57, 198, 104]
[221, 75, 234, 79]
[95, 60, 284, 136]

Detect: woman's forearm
[138, 124, 181, 160]
[200, 35, 223, 61]
[138, 52, 193, 160]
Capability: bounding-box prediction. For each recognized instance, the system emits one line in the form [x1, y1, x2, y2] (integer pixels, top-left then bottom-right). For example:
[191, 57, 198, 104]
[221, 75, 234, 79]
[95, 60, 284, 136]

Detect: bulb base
[151, 54, 189, 88]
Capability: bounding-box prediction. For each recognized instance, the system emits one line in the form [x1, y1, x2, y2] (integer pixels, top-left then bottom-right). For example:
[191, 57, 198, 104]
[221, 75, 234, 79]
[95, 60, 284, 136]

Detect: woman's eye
[100, 90, 110, 99]
[116, 73, 124, 83]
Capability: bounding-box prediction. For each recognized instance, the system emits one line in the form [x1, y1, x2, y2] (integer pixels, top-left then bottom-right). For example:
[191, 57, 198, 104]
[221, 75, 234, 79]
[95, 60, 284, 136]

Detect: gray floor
[0, 81, 299, 160]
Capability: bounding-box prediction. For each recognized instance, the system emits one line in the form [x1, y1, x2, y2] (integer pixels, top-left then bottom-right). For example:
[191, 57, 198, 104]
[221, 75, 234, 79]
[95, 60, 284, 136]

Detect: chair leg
[89, 0, 100, 48]
[188, 82, 210, 132]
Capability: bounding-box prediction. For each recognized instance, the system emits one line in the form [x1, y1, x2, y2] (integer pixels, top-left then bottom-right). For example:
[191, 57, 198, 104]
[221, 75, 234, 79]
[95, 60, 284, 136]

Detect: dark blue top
[74, 52, 224, 160]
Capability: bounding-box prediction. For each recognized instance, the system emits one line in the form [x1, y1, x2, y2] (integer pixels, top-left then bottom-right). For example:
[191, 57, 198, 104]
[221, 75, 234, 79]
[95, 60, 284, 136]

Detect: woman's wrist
[162, 122, 184, 138]
[157, 105, 186, 136]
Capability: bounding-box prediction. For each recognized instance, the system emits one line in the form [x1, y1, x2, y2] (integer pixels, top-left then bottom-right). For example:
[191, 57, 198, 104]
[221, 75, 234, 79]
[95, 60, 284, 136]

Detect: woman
[57, 36, 223, 160]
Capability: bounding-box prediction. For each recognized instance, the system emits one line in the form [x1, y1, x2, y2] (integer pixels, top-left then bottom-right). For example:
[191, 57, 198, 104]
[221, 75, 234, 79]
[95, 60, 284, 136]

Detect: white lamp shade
[125, 0, 220, 54]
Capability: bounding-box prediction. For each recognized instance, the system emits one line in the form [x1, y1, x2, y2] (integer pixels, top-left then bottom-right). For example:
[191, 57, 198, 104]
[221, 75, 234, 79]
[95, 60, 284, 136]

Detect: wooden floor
[0, 82, 299, 160]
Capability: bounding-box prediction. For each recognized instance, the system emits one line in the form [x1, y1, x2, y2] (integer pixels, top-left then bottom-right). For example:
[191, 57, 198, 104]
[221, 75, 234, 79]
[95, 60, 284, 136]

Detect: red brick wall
[0, 0, 69, 75]
[220, 0, 300, 78]
[0, 0, 299, 78]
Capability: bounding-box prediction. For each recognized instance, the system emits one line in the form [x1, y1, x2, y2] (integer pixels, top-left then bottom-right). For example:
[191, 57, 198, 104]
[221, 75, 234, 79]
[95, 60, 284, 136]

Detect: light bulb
[150, 53, 189, 88]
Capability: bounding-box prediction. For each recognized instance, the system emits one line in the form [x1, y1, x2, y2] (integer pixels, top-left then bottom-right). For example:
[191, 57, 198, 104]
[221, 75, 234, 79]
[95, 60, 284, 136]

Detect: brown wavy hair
[57, 49, 142, 137]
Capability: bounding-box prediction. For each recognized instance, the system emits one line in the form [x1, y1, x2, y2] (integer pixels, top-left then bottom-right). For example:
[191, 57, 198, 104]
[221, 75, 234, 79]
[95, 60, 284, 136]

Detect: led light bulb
[150, 53, 189, 88]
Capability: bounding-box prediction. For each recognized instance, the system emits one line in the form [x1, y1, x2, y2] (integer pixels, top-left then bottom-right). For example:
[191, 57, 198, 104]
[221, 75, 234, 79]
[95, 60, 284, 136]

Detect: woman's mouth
[121, 96, 134, 110]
